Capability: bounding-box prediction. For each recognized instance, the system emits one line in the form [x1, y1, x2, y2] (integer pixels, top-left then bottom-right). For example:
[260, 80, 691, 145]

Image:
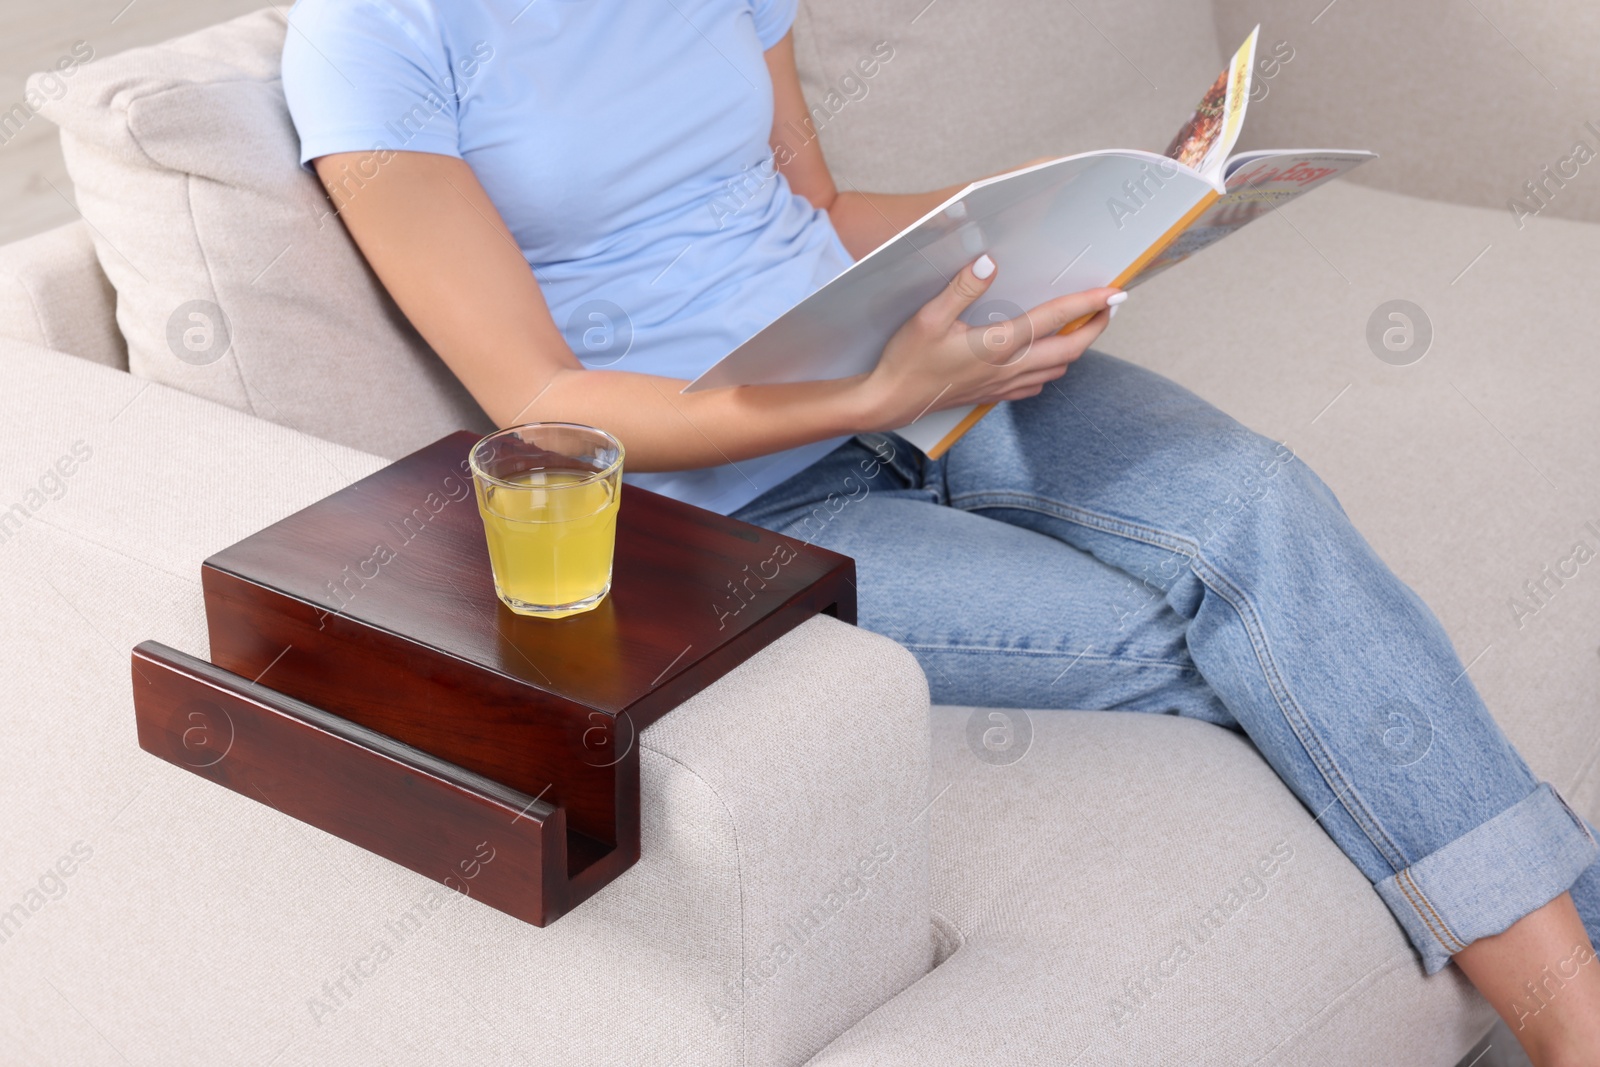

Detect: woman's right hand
[855, 254, 1122, 432]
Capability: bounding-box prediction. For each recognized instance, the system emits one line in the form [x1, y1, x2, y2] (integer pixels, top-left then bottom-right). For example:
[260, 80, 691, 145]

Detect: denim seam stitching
[1188, 556, 1410, 872]
[951, 488, 1413, 872]
[948, 490, 1190, 553]
[1395, 867, 1465, 954]
[897, 643, 1199, 672]
[1389, 868, 1443, 951]
[1403, 869, 1467, 952]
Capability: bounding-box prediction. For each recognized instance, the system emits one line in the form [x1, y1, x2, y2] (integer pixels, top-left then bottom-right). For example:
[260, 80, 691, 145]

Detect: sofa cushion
[1213, 0, 1600, 224]
[29, 9, 491, 459]
[0, 221, 124, 369]
[794, 0, 1225, 192]
[0, 340, 934, 1066]
[807, 707, 1494, 1066]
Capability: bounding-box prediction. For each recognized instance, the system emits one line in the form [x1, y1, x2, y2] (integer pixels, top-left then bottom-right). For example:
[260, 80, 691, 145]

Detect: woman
[281, 2, 1600, 1061]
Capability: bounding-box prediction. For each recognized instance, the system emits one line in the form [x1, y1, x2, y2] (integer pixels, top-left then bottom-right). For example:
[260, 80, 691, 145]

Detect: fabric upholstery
[0, 340, 933, 1066]
[812, 710, 1497, 1067]
[1213, 1, 1600, 224]
[0, 221, 123, 369]
[806, 708, 1496, 1065]
[29, 10, 492, 460]
[793, 0, 1224, 193]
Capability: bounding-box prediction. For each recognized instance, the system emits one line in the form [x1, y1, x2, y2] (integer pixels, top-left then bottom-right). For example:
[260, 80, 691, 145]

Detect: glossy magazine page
[684, 148, 1217, 397]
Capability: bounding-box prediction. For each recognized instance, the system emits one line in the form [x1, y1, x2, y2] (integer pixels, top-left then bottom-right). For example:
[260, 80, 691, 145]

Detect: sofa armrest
[623, 613, 934, 1064]
[0, 340, 933, 1066]
[0, 222, 126, 369]
[1213, 0, 1600, 224]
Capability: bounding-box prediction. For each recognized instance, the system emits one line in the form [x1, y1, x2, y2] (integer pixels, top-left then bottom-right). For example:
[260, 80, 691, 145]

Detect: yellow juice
[476, 469, 620, 618]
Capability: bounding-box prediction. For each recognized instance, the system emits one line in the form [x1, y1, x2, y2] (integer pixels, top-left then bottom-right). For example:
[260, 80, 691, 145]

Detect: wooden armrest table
[131, 432, 855, 926]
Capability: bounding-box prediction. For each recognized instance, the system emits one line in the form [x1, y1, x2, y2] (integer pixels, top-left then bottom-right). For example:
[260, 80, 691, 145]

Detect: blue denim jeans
[730, 350, 1600, 974]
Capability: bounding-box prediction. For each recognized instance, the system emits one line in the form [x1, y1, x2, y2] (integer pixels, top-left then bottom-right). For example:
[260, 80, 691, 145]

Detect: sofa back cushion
[792, 0, 1225, 192]
[33, 9, 491, 459]
[1212, 0, 1600, 223]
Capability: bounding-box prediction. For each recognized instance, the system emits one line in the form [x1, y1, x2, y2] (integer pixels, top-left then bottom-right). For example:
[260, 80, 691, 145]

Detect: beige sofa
[2, 3, 1597, 1064]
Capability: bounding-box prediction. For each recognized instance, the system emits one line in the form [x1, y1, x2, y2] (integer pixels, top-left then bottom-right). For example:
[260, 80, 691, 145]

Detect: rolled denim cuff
[1375, 782, 1598, 974]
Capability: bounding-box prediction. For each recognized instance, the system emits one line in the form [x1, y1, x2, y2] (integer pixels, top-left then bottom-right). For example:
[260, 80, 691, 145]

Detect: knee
[1215, 430, 1299, 496]
[1180, 430, 1337, 549]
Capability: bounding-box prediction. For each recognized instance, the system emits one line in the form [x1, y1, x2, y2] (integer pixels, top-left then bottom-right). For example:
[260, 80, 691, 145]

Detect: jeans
[730, 350, 1600, 975]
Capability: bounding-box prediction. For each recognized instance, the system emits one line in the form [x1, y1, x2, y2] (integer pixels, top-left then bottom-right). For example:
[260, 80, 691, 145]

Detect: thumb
[917, 254, 997, 333]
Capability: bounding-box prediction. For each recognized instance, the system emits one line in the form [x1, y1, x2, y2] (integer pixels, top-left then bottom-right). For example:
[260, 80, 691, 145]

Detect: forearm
[316, 151, 1080, 478]
[517, 366, 877, 473]
[826, 185, 966, 258]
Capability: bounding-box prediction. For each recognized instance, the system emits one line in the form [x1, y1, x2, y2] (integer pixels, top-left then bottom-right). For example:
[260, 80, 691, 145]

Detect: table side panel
[203, 564, 628, 852]
[130, 642, 570, 926]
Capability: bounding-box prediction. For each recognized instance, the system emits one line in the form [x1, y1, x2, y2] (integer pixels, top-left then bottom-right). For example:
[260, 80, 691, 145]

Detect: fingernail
[1106, 291, 1129, 306]
[973, 254, 996, 280]
[1109, 304, 1120, 319]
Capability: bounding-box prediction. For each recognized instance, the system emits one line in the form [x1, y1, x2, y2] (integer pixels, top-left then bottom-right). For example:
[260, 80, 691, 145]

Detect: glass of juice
[468, 423, 625, 619]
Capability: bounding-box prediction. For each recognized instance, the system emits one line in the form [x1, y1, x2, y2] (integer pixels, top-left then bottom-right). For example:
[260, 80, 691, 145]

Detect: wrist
[844, 369, 899, 435]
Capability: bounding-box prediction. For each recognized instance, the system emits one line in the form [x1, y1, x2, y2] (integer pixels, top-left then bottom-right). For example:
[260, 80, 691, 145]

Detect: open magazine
[685, 27, 1375, 458]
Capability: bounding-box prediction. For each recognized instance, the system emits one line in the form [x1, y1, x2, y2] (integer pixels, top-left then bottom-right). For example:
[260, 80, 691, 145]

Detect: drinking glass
[468, 423, 624, 619]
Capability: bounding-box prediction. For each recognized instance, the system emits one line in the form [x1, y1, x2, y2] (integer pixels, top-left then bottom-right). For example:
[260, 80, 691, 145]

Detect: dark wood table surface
[132, 431, 856, 926]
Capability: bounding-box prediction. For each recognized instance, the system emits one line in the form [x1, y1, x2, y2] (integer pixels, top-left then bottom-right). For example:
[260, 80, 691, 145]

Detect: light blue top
[281, 0, 855, 514]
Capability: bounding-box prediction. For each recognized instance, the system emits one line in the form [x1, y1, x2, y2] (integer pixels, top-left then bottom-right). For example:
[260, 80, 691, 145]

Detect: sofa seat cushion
[806, 706, 1493, 1066]
[31, 10, 491, 459]
[0, 341, 934, 1067]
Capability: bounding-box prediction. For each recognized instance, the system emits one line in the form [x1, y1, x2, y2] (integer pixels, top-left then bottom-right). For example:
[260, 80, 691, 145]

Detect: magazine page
[684, 149, 1216, 397]
[1126, 149, 1376, 288]
[1163, 26, 1259, 186]
[893, 29, 1266, 456]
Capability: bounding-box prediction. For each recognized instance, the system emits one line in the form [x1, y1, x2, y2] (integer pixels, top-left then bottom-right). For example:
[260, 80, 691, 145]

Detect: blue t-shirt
[281, 0, 855, 514]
